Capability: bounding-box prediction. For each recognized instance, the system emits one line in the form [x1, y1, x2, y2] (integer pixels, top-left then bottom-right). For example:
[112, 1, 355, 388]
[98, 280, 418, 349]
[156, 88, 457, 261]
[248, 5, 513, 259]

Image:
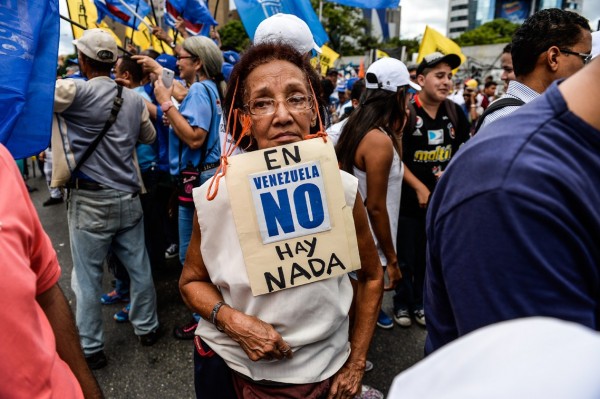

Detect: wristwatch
[169, 41, 176, 49]
[161, 101, 174, 113]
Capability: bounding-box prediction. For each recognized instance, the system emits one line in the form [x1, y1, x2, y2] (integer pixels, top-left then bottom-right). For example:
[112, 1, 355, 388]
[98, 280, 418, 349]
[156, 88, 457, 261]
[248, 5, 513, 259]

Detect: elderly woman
[179, 43, 383, 399]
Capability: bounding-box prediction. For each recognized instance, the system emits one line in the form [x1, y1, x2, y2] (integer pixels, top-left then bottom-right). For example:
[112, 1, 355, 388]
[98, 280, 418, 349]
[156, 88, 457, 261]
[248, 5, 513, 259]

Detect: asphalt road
[28, 172, 426, 398]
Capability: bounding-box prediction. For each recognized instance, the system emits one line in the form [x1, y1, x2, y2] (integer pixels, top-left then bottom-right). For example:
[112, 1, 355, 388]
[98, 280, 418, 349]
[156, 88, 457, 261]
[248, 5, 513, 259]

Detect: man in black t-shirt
[393, 52, 470, 328]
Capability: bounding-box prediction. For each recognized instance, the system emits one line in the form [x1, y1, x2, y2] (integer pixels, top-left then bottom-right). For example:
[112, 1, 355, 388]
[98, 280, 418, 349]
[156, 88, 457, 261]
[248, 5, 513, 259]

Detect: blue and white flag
[233, 0, 329, 47]
[0, 0, 59, 159]
[326, 0, 400, 9]
[165, 0, 217, 37]
[94, 0, 151, 29]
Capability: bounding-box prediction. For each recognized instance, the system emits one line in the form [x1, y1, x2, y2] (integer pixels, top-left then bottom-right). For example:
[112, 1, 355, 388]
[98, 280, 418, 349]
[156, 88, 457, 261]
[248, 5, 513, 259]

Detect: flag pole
[114, 0, 153, 30]
[59, 14, 133, 55]
[149, 0, 166, 53]
[319, 0, 323, 22]
[213, 0, 221, 20]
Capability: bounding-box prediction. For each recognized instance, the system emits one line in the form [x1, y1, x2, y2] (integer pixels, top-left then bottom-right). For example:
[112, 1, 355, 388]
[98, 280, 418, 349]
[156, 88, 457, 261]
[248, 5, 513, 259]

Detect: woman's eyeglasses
[245, 95, 313, 116]
[176, 55, 195, 61]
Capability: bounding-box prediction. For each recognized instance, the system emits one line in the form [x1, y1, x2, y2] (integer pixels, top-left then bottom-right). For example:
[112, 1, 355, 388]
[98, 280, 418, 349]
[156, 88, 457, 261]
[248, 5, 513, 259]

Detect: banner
[0, 0, 59, 159]
[233, 0, 329, 47]
[326, 0, 399, 8]
[417, 25, 466, 67]
[66, 0, 123, 44]
[312, 44, 340, 75]
[94, 0, 151, 29]
[226, 139, 360, 296]
[165, 0, 216, 37]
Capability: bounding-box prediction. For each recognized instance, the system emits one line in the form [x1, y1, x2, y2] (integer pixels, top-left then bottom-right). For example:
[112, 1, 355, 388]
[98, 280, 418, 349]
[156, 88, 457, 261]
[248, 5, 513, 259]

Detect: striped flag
[164, 0, 217, 37]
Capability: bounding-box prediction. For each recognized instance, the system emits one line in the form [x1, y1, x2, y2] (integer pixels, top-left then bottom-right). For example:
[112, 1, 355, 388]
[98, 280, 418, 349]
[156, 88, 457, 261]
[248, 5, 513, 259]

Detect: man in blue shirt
[424, 57, 600, 354]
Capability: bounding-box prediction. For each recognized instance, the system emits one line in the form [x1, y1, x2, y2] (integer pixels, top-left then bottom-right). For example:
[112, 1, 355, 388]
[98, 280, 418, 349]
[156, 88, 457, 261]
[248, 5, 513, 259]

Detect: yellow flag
[417, 25, 466, 66]
[375, 49, 389, 59]
[66, 0, 122, 46]
[311, 44, 340, 76]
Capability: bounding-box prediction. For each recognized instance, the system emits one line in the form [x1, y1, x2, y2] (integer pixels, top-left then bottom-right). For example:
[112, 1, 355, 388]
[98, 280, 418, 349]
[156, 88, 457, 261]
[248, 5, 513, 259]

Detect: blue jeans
[68, 188, 159, 355]
[178, 167, 217, 264]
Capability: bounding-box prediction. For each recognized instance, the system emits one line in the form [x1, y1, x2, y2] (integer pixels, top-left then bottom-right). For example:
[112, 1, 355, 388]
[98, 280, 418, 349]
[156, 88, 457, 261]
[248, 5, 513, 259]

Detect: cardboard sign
[226, 138, 360, 296]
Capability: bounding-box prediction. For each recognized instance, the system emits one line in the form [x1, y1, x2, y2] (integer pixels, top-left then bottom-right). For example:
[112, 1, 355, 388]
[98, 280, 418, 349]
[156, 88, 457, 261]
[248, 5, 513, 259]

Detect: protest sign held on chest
[226, 139, 360, 296]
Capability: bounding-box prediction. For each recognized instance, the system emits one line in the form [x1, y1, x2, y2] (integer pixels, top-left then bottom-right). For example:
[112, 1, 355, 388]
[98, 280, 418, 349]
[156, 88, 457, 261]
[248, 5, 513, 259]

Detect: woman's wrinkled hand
[327, 359, 364, 399]
[222, 310, 293, 362]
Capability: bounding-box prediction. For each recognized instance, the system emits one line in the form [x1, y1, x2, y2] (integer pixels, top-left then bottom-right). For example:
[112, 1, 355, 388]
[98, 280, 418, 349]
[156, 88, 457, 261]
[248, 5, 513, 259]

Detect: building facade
[447, 0, 584, 38]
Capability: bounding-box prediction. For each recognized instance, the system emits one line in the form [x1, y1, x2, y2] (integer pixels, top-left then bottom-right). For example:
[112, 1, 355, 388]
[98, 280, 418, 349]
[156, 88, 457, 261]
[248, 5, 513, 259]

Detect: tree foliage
[310, 0, 369, 55]
[218, 19, 250, 52]
[455, 19, 519, 46]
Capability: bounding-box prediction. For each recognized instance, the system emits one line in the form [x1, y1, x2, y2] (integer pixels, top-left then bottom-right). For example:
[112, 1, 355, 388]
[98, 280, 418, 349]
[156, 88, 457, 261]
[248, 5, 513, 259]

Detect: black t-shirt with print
[401, 96, 470, 215]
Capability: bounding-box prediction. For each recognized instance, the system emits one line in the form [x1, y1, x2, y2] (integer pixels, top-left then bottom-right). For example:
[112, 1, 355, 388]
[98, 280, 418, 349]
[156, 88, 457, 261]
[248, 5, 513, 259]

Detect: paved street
[28, 172, 426, 398]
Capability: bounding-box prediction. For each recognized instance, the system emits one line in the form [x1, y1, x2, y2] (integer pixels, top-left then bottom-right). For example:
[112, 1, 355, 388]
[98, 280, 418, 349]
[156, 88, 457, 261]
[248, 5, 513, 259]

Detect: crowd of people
[4, 6, 600, 399]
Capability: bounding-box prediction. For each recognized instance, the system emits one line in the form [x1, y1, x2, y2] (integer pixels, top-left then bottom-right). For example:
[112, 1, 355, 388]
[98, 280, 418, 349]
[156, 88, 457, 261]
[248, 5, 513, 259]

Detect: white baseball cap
[73, 28, 118, 63]
[365, 57, 421, 93]
[254, 13, 321, 55]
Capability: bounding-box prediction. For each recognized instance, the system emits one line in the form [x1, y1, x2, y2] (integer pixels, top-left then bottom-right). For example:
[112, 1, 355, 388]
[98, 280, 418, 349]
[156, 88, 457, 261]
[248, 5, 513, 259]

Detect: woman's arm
[154, 76, 208, 150]
[355, 130, 401, 290]
[328, 193, 384, 399]
[179, 213, 293, 361]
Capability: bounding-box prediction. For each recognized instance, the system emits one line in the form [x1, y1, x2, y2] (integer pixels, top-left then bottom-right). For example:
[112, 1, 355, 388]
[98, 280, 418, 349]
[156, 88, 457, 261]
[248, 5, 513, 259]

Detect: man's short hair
[503, 43, 512, 54]
[81, 53, 113, 74]
[511, 9, 590, 77]
[484, 81, 497, 89]
[118, 55, 144, 84]
[326, 68, 339, 77]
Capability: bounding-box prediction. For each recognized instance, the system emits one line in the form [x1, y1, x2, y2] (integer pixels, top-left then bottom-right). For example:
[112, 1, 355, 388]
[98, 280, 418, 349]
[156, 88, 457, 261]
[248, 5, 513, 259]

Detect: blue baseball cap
[156, 54, 178, 75]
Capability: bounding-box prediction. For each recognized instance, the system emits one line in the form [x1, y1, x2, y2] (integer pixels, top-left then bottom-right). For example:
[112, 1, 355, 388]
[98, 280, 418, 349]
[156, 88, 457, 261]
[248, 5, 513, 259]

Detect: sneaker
[355, 384, 384, 399]
[165, 243, 179, 259]
[100, 289, 130, 305]
[376, 310, 393, 329]
[85, 350, 108, 370]
[365, 360, 374, 372]
[139, 325, 163, 346]
[394, 309, 412, 327]
[113, 304, 130, 323]
[414, 308, 426, 327]
[42, 197, 63, 206]
[173, 320, 198, 340]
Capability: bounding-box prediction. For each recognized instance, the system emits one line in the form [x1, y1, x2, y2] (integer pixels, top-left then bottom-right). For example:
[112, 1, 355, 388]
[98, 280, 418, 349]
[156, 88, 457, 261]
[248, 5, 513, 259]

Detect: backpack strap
[474, 97, 526, 134]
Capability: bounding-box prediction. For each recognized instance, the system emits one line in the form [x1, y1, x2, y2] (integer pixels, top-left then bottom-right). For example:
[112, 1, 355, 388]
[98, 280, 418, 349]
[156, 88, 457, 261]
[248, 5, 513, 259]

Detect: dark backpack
[473, 97, 525, 134]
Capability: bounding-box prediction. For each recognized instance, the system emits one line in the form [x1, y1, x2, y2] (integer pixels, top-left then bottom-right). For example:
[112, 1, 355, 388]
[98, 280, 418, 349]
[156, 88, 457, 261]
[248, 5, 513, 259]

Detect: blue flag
[326, 0, 399, 8]
[0, 0, 59, 159]
[94, 0, 151, 29]
[233, 0, 329, 47]
[165, 0, 217, 37]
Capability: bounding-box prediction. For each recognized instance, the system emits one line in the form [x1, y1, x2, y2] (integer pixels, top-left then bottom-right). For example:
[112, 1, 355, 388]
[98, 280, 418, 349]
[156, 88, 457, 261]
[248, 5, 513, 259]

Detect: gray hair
[182, 36, 223, 80]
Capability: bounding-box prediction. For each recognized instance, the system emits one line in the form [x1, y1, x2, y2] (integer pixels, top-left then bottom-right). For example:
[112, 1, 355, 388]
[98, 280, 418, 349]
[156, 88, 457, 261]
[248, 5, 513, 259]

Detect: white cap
[254, 13, 321, 55]
[73, 28, 118, 63]
[365, 57, 421, 93]
[591, 31, 600, 60]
